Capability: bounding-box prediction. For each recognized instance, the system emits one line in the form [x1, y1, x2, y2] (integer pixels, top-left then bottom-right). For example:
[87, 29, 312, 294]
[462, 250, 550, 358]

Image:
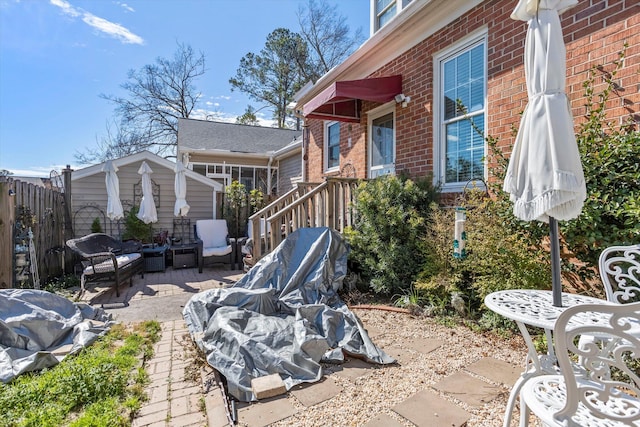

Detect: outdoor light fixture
[394, 93, 411, 107]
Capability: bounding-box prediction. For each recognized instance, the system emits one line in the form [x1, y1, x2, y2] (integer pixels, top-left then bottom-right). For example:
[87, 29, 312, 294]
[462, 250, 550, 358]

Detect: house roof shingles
[178, 118, 301, 154]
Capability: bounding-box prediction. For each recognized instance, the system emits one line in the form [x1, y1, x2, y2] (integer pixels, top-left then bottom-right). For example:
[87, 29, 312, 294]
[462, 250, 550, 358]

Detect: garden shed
[70, 151, 223, 240]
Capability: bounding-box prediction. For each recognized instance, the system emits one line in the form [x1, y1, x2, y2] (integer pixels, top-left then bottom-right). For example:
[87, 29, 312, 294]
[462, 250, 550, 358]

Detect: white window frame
[324, 121, 340, 173]
[370, 0, 413, 34]
[367, 102, 396, 179]
[190, 162, 277, 194]
[433, 28, 488, 193]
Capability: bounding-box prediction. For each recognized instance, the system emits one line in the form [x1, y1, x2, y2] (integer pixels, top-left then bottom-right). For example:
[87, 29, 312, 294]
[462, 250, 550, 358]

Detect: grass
[0, 321, 161, 427]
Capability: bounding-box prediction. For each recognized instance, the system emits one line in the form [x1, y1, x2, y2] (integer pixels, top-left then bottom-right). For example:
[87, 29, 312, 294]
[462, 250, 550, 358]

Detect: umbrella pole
[549, 217, 562, 307]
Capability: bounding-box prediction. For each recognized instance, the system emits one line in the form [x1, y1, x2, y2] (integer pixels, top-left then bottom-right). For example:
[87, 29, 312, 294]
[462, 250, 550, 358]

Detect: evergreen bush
[90, 217, 102, 233]
[223, 180, 248, 238]
[121, 206, 153, 243]
[344, 175, 439, 295]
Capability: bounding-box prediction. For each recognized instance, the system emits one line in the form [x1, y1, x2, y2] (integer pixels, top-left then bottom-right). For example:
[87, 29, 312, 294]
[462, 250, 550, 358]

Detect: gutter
[294, 0, 483, 106]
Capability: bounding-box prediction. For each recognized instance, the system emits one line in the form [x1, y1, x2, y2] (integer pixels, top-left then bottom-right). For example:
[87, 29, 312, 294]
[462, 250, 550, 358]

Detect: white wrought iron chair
[518, 302, 640, 427]
[600, 244, 640, 304]
[578, 244, 640, 357]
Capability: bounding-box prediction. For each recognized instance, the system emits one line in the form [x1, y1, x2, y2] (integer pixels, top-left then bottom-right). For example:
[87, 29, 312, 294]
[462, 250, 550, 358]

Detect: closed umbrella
[102, 160, 124, 221]
[137, 161, 158, 225]
[504, 0, 586, 306]
[174, 160, 190, 217]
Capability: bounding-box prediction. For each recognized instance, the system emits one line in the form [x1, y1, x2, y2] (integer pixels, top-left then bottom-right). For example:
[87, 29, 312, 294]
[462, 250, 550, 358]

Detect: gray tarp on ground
[0, 289, 113, 383]
[183, 227, 395, 402]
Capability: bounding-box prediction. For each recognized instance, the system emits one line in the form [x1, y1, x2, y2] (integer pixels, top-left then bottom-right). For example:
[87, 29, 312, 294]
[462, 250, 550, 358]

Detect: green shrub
[122, 206, 154, 243]
[344, 175, 439, 295]
[43, 274, 80, 294]
[561, 45, 640, 274]
[415, 191, 551, 315]
[475, 43, 638, 288]
[90, 217, 103, 233]
[223, 180, 249, 238]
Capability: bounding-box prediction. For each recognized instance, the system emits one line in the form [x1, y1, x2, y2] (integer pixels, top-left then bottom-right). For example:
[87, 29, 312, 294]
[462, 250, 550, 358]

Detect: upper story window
[372, 0, 413, 34]
[325, 121, 340, 172]
[433, 31, 487, 192]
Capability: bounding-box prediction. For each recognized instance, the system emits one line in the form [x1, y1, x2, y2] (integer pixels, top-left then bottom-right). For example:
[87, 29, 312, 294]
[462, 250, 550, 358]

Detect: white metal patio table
[484, 289, 609, 427]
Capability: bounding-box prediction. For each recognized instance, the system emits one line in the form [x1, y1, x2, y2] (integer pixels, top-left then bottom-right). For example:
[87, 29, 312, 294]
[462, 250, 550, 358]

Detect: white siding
[277, 153, 302, 194]
[71, 158, 217, 240]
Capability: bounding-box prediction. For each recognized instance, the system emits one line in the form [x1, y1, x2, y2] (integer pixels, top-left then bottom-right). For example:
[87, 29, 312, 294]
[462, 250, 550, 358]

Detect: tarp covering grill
[303, 75, 402, 122]
[0, 289, 113, 383]
[183, 227, 394, 402]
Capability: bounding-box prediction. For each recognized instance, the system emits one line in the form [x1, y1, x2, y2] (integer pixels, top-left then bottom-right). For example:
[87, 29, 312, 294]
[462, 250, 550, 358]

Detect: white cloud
[50, 0, 80, 17]
[117, 2, 134, 13]
[50, 0, 144, 45]
[189, 108, 276, 127]
[190, 109, 236, 123]
[82, 14, 143, 44]
[5, 164, 81, 178]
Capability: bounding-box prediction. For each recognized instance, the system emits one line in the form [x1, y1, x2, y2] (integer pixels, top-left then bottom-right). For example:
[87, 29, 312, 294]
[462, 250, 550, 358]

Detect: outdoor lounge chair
[194, 219, 234, 272]
[66, 233, 144, 297]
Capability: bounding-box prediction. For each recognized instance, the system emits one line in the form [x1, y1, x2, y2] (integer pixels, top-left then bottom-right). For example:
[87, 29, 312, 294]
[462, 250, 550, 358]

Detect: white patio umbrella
[137, 161, 158, 225]
[504, 0, 586, 306]
[102, 160, 124, 221]
[174, 160, 190, 217]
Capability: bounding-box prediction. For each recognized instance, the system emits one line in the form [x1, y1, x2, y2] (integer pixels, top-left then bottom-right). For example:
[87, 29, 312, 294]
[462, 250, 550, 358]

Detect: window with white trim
[191, 163, 276, 194]
[325, 121, 340, 172]
[371, 0, 413, 34]
[368, 104, 395, 178]
[435, 34, 487, 191]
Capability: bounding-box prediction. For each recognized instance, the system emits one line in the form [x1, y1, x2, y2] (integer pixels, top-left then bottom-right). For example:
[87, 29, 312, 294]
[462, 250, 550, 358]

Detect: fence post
[0, 180, 16, 288]
[62, 166, 74, 272]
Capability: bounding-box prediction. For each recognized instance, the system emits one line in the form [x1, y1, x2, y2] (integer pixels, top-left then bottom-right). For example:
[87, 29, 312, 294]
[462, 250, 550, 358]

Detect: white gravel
[261, 308, 538, 427]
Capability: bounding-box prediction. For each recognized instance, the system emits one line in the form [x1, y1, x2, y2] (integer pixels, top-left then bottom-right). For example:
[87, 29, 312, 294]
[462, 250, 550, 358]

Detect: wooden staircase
[248, 177, 360, 260]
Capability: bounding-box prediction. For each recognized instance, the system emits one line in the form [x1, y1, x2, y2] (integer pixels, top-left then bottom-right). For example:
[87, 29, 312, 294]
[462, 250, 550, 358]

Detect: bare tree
[76, 42, 205, 164]
[297, 0, 365, 82]
[75, 120, 147, 164]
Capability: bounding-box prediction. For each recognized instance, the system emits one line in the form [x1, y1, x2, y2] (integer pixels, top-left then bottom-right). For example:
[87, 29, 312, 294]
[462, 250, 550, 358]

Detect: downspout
[302, 124, 308, 182]
[267, 155, 274, 196]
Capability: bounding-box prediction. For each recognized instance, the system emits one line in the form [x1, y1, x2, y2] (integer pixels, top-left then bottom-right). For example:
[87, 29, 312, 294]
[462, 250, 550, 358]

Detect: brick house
[293, 0, 638, 198]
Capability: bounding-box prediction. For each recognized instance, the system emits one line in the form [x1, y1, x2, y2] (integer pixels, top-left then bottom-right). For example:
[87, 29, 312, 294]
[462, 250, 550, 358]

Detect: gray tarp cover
[183, 227, 395, 402]
[0, 289, 113, 383]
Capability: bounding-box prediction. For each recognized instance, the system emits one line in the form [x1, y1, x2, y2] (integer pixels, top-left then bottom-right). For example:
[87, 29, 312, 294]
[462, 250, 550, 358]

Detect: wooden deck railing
[248, 178, 360, 260]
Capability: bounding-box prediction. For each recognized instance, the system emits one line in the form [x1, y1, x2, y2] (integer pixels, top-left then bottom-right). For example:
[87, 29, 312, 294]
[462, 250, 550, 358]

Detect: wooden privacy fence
[0, 174, 73, 289]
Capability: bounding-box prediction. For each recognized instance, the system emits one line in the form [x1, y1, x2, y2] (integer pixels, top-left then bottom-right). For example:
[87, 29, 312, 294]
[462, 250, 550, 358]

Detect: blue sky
[0, 0, 369, 177]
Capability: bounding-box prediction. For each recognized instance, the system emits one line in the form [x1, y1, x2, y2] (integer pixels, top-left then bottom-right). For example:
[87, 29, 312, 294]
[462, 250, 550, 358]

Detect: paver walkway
[79, 266, 522, 427]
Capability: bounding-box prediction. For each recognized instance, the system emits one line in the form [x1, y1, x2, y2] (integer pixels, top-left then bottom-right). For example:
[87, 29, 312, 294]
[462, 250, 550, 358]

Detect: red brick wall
[304, 0, 639, 184]
[306, 120, 367, 180]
